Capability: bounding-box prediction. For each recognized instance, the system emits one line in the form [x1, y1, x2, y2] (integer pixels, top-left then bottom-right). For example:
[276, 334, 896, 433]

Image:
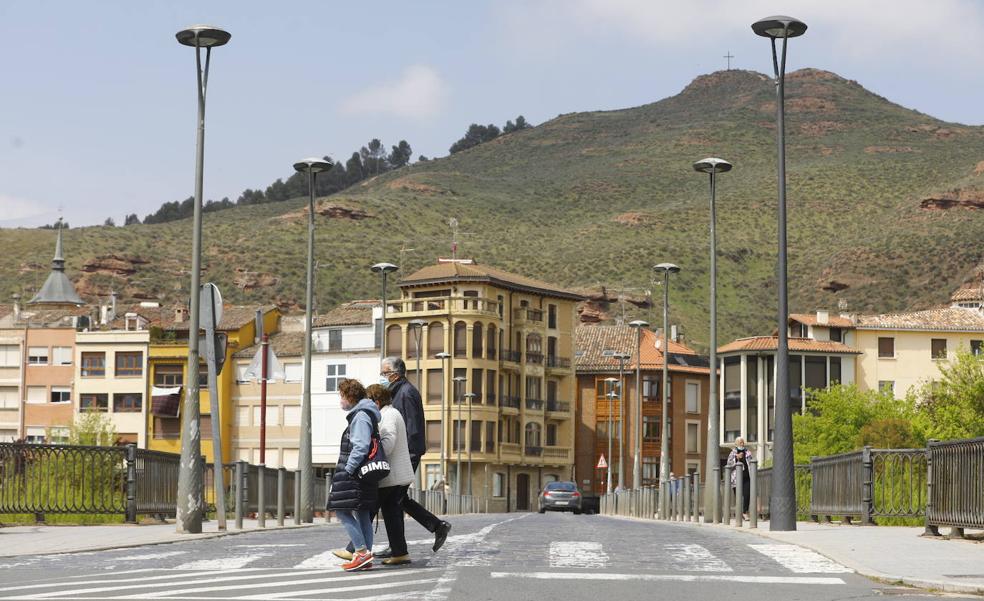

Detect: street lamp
[174, 24, 230, 535]
[625, 323, 646, 489]
[293, 157, 333, 523]
[694, 157, 733, 522]
[464, 391, 476, 495]
[371, 263, 398, 362]
[753, 14, 807, 532]
[604, 377, 619, 492]
[436, 351, 451, 490]
[452, 375, 467, 495]
[409, 319, 426, 387]
[653, 263, 680, 504]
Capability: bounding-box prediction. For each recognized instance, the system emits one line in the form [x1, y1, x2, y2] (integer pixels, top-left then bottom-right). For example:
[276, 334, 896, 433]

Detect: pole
[205, 285, 226, 530]
[467, 394, 473, 496]
[660, 270, 671, 489]
[414, 325, 422, 491]
[631, 336, 640, 489]
[606, 387, 613, 493]
[176, 41, 212, 534]
[706, 168, 720, 522]
[260, 334, 268, 464]
[770, 30, 797, 532]
[380, 273, 388, 362]
[438, 353, 449, 491]
[618, 370, 625, 489]
[456, 383, 462, 496]
[299, 168, 316, 523]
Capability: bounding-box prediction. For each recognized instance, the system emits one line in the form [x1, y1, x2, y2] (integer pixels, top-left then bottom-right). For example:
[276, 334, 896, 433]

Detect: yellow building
[146, 305, 279, 462]
[387, 260, 583, 512]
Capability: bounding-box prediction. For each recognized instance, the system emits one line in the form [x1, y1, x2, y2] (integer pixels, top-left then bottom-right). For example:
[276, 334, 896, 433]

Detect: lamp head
[628, 320, 649, 329]
[752, 16, 807, 39]
[293, 157, 333, 173]
[693, 157, 733, 174]
[653, 263, 681, 274]
[371, 262, 398, 274]
[176, 25, 231, 48]
[604, 377, 619, 383]
[435, 352, 451, 359]
[452, 376, 467, 383]
[464, 392, 477, 399]
[409, 319, 426, 328]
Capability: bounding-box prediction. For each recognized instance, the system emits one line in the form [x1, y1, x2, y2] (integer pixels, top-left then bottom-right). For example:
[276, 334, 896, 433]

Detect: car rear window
[546, 482, 576, 491]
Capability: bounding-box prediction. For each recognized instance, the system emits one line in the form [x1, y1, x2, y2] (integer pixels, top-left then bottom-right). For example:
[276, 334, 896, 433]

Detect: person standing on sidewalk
[727, 437, 752, 518]
[327, 379, 380, 572]
[379, 356, 451, 556]
[365, 383, 415, 565]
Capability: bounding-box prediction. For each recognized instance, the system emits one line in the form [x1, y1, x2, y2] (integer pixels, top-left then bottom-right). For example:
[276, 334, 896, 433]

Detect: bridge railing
[926, 437, 984, 536]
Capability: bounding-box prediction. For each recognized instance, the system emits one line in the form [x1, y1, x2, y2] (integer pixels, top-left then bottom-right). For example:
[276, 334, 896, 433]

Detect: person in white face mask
[727, 437, 752, 518]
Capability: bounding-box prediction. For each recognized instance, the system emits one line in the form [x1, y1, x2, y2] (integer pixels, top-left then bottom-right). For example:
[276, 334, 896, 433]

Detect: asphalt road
[0, 513, 973, 600]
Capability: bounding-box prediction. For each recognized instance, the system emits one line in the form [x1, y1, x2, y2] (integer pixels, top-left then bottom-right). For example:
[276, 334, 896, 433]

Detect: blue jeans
[336, 509, 374, 552]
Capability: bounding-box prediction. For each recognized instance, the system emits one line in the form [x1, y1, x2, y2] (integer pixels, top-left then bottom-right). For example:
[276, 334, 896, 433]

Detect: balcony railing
[500, 395, 520, 409]
[547, 400, 571, 413]
[500, 442, 521, 457]
[544, 447, 572, 461]
[525, 351, 544, 365]
[513, 308, 544, 323]
[546, 356, 571, 369]
[485, 393, 497, 404]
[387, 296, 501, 317]
[525, 445, 544, 457]
[525, 398, 544, 411]
[502, 350, 522, 363]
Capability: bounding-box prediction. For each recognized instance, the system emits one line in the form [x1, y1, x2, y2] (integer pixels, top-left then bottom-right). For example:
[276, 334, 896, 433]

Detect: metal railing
[926, 437, 984, 535]
[500, 395, 520, 409]
[501, 350, 522, 363]
[525, 398, 544, 411]
[546, 400, 570, 413]
[526, 352, 544, 365]
[546, 356, 571, 369]
[406, 489, 489, 515]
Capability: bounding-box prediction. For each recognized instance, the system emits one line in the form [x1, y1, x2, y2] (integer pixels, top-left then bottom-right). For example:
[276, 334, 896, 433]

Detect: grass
[3, 68, 984, 346]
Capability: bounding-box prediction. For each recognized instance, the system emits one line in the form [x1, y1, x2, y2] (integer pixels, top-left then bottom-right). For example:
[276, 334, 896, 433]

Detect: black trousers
[733, 477, 751, 513]
[379, 485, 410, 556]
[404, 458, 442, 533]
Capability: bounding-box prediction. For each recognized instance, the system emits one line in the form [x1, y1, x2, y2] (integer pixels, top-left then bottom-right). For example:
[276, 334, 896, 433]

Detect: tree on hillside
[345, 152, 366, 184]
[104, 217, 116, 227]
[39, 222, 69, 229]
[389, 140, 413, 168]
[123, 213, 140, 226]
[449, 123, 501, 154]
[418, 155, 429, 162]
[503, 115, 531, 133]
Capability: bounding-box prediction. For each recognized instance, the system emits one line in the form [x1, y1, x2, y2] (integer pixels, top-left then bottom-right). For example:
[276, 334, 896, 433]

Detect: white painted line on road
[663, 544, 732, 572]
[748, 544, 853, 574]
[233, 577, 438, 600]
[549, 542, 609, 568]
[232, 544, 304, 548]
[292, 550, 344, 569]
[491, 572, 845, 585]
[173, 553, 271, 571]
[111, 552, 187, 562]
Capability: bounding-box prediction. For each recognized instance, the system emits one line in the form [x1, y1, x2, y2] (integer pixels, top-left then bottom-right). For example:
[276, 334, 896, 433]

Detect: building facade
[386, 261, 582, 512]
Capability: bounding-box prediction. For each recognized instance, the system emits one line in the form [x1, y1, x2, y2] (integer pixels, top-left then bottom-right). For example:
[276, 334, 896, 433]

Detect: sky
[3, 0, 984, 228]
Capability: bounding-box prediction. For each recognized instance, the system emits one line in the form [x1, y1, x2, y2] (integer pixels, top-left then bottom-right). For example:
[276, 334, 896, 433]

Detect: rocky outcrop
[81, 254, 149, 276]
[234, 268, 280, 291]
[920, 189, 984, 210]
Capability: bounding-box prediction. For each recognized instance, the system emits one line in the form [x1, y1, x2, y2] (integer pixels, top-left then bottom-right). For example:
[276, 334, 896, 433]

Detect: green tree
[103, 217, 116, 227]
[503, 115, 531, 133]
[69, 412, 118, 446]
[123, 213, 140, 226]
[915, 351, 984, 440]
[389, 140, 412, 168]
[449, 123, 500, 154]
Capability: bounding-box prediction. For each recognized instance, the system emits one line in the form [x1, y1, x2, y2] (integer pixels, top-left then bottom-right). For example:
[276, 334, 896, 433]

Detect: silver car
[538, 481, 582, 514]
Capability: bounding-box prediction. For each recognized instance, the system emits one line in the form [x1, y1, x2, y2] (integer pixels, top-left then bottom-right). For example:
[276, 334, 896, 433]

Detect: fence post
[294, 470, 302, 526]
[199, 456, 209, 522]
[748, 457, 758, 529]
[235, 460, 245, 529]
[923, 440, 940, 536]
[711, 465, 721, 523]
[862, 446, 874, 525]
[693, 472, 701, 523]
[257, 464, 266, 528]
[723, 465, 733, 525]
[735, 463, 744, 527]
[277, 467, 285, 527]
[683, 475, 691, 521]
[125, 444, 138, 524]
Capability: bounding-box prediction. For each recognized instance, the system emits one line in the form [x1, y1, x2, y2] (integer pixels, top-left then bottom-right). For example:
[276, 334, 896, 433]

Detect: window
[0, 345, 19, 367]
[642, 377, 659, 402]
[26, 386, 46, 404]
[115, 351, 143, 377]
[325, 364, 346, 392]
[426, 420, 441, 451]
[492, 472, 505, 497]
[487, 325, 497, 360]
[971, 340, 983, 356]
[830, 357, 842, 384]
[453, 420, 465, 451]
[486, 421, 495, 452]
[154, 364, 183, 387]
[685, 382, 700, 413]
[199, 415, 213, 440]
[236, 406, 250, 426]
[81, 352, 105, 376]
[26, 427, 46, 444]
[879, 381, 895, 395]
[724, 357, 741, 442]
[524, 422, 542, 448]
[426, 369, 443, 404]
[426, 464, 442, 490]
[643, 459, 658, 485]
[284, 406, 301, 426]
[113, 393, 142, 412]
[80, 393, 109, 412]
[643, 415, 659, 442]
[805, 356, 826, 395]
[327, 329, 342, 351]
[153, 416, 180, 439]
[284, 363, 302, 383]
[878, 337, 895, 358]
[386, 325, 402, 357]
[471, 420, 482, 451]
[686, 422, 699, 454]
[487, 370, 496, 404]
[453, 322, 467, 358]
[931, 338, 947, 360]
[28, 347, 49, 365]
[0, 387, 17, 409]
[546, 380, 558, 403]
[0, 428, 19, 442]
[545, 423, 557, 446]
[525, 376, 542, 401]
[472, 325, 483, 358]
[427, 322, 445, 358]
[472, 368, 483, 403]
[52, 347, 72, 365]
[548, 304, 557, 329]
[374, 318, 383, 350]
[252, 406, 279, 427]
[829, 327, 843, 343]
[746, 360, 758, 442]
[50, 387, 71, 403]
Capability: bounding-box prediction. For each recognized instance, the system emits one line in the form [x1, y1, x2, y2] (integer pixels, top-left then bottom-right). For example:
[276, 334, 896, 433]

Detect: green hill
[3, 68, 983, 348]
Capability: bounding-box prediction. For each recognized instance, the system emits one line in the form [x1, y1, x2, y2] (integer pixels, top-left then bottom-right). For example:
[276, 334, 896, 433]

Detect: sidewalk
[0, 518, 331, 557]
[668, 518, 984, 595]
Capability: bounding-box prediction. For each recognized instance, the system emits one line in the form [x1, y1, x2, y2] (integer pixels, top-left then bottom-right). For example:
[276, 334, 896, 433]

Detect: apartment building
[386, 260, 582, 512]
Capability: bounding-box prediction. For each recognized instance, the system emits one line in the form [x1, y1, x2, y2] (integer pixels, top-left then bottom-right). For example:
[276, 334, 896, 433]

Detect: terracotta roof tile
[401, 262, 584, 300]
[313, 300, 379, 328]
[575, 324, 709, 374]
[951, 286, 984, 302]
[165, 305, 277, 332]
[789, 313, 854, 328]
[718, 336, 860, 354]
[234, 331, 306, 358]
[854, 306, 984, 332]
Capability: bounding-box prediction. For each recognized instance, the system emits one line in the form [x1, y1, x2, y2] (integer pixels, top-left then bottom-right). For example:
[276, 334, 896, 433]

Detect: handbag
[356, 412, 391, 483]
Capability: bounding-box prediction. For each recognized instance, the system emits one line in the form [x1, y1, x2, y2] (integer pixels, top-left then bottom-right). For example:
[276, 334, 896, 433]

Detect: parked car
[538, 481, 582, 514]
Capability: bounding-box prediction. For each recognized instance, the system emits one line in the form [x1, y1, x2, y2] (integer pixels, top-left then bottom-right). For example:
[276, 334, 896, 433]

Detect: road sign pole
[202, 283, 226, 531]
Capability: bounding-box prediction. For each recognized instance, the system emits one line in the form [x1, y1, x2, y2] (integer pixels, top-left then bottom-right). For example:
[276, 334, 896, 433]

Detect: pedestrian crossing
[0, 539, 851, 600]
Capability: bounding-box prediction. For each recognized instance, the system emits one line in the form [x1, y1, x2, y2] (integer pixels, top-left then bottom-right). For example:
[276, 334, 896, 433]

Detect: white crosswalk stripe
[663, 544, 733, 572]
[173, 553, 272, 571]
[549, 542, 609, 568]
[748, 544, 853, 573]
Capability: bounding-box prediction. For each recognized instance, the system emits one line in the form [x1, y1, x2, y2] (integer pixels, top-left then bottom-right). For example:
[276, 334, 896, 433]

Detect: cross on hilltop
[724, 51, 734, 70]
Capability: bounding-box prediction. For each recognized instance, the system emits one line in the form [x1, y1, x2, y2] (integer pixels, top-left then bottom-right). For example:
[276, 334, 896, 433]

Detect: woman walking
[727, 437, 752, 519]
[327, 379, 381, 572]
[366, 383, 416, 566]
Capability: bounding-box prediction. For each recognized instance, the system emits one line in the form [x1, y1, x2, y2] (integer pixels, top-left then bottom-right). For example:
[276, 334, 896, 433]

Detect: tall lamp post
[409, 319, 426, 490]
[464, 391, 476, 495]
[604, 377, 618, 491]
[293, 157, 333, 523]
[436, 351, 451, 489]
[653, 264, 680, 494]
[753, 14, 807, 532]
[174, 25, 230, 535]
[372, 263, 398, 362]
[625, 325, 644, 489]
[694, 157, 733, 521]
[452, 375, 466, 495]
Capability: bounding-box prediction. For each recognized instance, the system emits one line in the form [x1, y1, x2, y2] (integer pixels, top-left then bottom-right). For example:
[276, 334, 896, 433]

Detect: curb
[0, 521, 329, 558]
[597, 515, 984, 596]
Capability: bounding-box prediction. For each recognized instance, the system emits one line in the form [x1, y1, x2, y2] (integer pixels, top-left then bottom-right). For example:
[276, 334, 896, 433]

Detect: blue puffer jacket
[327, 399, 381, 511]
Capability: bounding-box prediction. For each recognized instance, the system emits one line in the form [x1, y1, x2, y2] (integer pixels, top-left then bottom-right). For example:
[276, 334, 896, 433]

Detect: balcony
[513, 308, 544, 324]
[501, 350, 522, 363]
[485, 393, 497, 405]
[525, 351, 544, 365]
[500, 395, 520, 411]
[545, 355, 571, 369]
[387, 295, 501, 319]
[500, 442, 521, 460]
[525, 445, 544, 457]
[525, 398, 544, 411]
[546, 399, 571, 414]
[543, 446, 572, 463]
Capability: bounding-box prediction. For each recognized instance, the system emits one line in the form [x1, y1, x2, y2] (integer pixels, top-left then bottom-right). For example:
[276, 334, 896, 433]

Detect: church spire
[28, 219, 84, 306]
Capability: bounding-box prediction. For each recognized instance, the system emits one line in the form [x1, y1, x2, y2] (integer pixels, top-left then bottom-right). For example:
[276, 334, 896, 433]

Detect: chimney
[100, 304, 109, 325]
[109, 291, 117, 323]
[174, 307, 188, 323]
[11, 294, 20, 320]
[670, 324, 680, 343]
[816, 310, 829, 325]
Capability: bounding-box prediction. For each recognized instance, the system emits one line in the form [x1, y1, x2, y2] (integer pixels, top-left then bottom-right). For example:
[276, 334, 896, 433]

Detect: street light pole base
[769, 496, 798, 531]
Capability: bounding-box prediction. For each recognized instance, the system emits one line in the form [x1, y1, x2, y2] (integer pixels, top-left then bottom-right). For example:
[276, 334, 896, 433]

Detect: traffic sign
[596, 454, 608, 469]
[199, 282, 223, 330]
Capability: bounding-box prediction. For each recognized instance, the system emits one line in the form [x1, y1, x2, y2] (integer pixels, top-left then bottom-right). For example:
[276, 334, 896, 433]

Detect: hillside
[3, 68, 984, 348]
